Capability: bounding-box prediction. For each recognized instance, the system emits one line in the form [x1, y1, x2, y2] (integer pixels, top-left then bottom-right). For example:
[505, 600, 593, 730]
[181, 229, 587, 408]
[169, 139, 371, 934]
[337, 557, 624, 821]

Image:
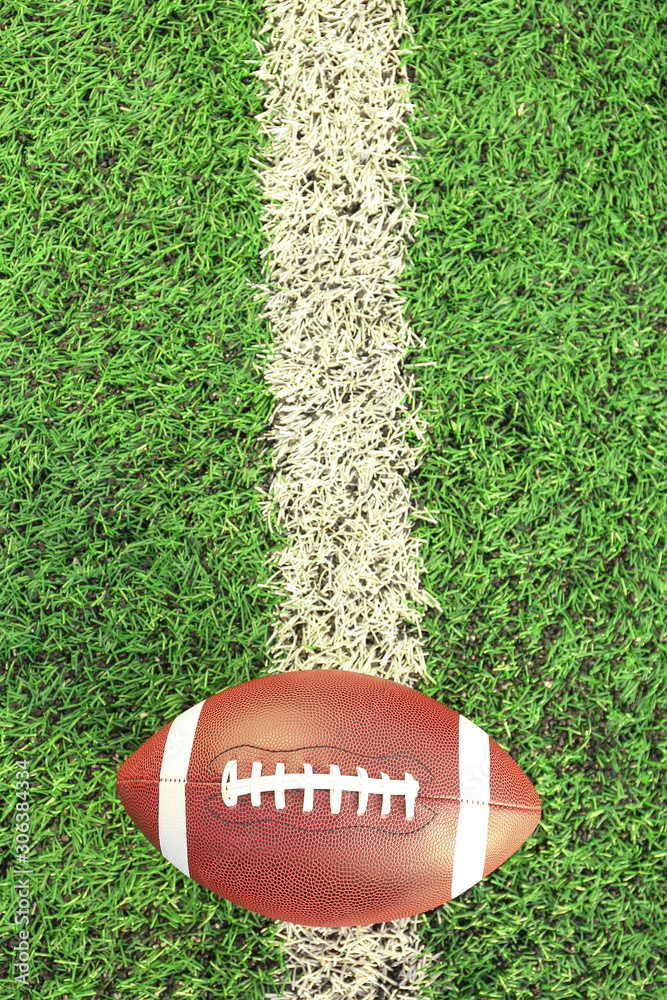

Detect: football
[117, 670, 540, 927]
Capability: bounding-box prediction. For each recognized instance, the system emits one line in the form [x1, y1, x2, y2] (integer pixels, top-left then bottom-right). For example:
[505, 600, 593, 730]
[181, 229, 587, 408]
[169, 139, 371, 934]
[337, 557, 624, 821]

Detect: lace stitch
[221, 760, 419, 819]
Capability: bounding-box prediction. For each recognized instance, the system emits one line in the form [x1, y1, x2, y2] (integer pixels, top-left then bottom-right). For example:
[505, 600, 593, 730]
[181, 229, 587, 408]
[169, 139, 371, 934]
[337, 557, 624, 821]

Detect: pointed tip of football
[484, 736, 541, 878]
[117, 723, 172, 852]
[488, 734, 541, 811]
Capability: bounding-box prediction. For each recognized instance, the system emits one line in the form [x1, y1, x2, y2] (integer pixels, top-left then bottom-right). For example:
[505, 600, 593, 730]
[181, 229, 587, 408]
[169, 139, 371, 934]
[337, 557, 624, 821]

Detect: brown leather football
[117, 669, 540, 927]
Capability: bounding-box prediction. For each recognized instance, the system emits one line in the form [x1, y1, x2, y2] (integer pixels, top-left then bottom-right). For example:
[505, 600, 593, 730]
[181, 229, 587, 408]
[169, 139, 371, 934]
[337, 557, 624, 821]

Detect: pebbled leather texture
[117, 669, 541, 926]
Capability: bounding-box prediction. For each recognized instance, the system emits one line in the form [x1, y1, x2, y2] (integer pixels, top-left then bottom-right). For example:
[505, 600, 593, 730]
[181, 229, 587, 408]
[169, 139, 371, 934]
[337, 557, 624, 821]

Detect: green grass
[403, 3, 667, 997]
[1, 1, 666, 998]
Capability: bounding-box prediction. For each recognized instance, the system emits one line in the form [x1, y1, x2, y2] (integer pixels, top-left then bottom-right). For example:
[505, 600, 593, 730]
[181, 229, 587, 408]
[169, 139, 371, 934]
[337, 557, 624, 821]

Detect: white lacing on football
[221, 760, 420, 820]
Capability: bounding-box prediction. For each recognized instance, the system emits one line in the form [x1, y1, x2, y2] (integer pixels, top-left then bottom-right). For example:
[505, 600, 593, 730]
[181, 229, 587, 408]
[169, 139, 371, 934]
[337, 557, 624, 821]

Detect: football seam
[118, 777, 540, 812]
[422, 795, 541, 813]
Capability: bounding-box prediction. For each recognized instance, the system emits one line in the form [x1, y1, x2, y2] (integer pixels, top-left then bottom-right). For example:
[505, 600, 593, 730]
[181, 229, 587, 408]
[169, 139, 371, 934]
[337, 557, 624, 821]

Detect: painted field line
[247, 0, 442, 996]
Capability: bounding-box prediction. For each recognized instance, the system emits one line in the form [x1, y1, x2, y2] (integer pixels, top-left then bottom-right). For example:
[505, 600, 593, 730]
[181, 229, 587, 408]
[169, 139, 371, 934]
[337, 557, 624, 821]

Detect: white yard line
[248, 0, 442, 994]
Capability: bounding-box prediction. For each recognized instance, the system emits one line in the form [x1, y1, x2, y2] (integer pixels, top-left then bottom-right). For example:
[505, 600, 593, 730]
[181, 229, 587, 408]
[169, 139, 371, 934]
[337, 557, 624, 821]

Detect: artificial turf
[1, 1, 666, 998]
